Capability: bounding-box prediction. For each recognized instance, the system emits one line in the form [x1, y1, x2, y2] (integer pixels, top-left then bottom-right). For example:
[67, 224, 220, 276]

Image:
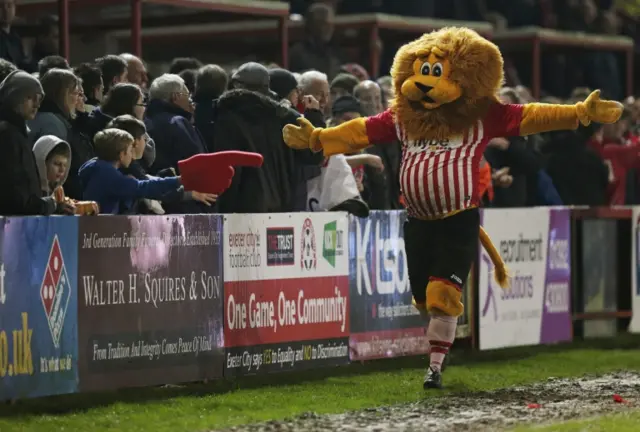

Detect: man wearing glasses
[144, 73, 209, 213]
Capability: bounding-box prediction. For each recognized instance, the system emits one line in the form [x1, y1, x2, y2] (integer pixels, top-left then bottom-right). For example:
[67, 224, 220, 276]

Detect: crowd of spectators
[291, 0, 638, 100]
[0, 0, 636, 218]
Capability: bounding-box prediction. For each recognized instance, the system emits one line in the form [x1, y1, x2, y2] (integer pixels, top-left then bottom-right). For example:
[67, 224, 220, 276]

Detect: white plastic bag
[307, 154, 361, 211]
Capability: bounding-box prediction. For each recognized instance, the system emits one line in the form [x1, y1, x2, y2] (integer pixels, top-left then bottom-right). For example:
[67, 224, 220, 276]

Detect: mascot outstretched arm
[283, 27, 622, 390]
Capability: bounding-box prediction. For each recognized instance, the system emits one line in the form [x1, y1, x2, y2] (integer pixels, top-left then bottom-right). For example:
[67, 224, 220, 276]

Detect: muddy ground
[217, 372, 640, 432]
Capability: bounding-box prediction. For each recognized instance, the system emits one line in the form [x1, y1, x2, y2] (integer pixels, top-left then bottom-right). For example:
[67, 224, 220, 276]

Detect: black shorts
[404, 208, 479, 303]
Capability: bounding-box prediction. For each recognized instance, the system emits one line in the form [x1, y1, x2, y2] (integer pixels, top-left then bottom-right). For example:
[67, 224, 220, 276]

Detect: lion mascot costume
[283, 27, 622, 389]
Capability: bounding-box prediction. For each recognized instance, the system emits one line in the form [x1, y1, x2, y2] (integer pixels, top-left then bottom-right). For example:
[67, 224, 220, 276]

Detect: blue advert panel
[348, 211, 429, 360]
[0, 217, 79, 400]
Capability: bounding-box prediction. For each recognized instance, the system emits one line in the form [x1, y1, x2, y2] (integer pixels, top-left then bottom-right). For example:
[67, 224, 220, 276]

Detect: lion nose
[415, 82, 433, 93]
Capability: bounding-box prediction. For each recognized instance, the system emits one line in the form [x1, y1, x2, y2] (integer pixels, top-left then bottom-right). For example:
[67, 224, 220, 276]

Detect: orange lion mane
[389, 27, 505, 140]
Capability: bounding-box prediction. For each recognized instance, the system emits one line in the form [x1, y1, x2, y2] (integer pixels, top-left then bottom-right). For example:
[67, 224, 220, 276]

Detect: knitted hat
[0, 70, 44, 109]
[330, 73, 360, 93]
[231, 62, 270, 94]
[268, 68, 298, 101]
[331, 95, 362, 117]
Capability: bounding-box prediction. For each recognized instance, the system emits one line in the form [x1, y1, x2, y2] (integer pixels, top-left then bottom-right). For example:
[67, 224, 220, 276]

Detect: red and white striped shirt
[364, 103, 524, 219]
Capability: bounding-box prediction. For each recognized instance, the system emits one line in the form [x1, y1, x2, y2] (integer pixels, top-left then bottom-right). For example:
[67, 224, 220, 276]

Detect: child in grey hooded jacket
[32, 135, 71, 196]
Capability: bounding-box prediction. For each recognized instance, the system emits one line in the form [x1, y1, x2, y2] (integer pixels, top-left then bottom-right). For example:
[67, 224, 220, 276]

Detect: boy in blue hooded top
[79, 128, 189, 214]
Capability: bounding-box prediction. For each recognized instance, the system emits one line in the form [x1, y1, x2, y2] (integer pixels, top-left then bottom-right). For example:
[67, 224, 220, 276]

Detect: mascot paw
[426, 280, 464, 317]
[576, 90, 623, 126]
[283, 117, 319, 150]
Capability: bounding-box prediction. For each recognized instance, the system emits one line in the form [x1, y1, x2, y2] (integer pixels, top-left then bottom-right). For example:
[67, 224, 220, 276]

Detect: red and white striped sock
[427, 315, 457, 372]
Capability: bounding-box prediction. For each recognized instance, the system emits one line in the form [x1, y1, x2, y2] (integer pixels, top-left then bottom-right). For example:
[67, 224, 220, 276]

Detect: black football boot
[423, 367, 443, 390]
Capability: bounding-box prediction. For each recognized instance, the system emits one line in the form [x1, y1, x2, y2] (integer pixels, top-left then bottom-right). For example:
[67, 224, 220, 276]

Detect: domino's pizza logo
[40, 236, 71, 348]
[301, 218, 317, 271]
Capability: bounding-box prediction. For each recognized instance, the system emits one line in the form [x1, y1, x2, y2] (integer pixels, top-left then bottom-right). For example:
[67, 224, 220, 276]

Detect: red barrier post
[131, 0, 142, 57]
[58, 0, 70, 60]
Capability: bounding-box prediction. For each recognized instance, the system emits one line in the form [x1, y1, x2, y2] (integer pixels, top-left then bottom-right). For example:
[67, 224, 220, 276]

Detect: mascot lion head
[390, 27, 504, 140]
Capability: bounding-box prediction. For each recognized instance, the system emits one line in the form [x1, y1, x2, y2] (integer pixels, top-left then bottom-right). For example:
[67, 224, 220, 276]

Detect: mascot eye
[420, 62, 431, 76]
[433, 63, 443, 77]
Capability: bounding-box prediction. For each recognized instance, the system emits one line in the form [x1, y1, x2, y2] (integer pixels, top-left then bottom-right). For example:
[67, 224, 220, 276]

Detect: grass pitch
[1, 336, 639, 431]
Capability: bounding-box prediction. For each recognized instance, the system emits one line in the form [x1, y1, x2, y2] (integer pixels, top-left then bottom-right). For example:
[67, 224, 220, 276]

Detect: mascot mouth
[409, 100, 429, 110]
[407, 94, 439, 111]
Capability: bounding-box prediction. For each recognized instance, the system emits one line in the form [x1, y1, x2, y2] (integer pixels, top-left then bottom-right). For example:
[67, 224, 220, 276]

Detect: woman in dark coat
[27, 69, 94, 200]
[0, 71, 73, 215]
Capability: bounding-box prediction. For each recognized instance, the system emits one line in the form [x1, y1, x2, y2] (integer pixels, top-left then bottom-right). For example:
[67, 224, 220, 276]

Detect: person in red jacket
[478, 157, 494, 204]
[588, 109, 640, 205]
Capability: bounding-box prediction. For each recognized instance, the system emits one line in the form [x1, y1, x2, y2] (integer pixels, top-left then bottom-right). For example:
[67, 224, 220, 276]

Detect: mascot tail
[479, 226, 510, 289]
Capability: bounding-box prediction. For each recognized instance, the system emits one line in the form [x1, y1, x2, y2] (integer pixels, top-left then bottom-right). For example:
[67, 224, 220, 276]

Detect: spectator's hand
[191, 191, 218, 206]
[55, 200, 76, 215]
[492, 166, 510, 177]
[592, 128, 604, 144]
[488, 137, 510, 150]
[492, 167, 513, 188]
[76, 94, 85, 113]
[156, 167, 177, 178]
[302, 95, 320, 111]
[283, 117, 318, 150]
[366, 154, 384, 172]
